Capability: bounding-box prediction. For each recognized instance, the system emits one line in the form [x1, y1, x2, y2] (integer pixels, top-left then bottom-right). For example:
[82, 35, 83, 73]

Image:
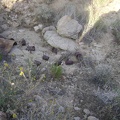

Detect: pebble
[74, 107, 81, 111]
[38, 24, 43, 30]
[65, 59, 74, 65]
[34, 24, 43, 32]
[20, 39, 26, 46]
[52, 47, 57, 54]
[42, 55, 49, 61]
[34, 26, 39, 32]
[58, 106, 65, 113]
[83, 109, 90, 115]
[26, 46, 35, 51]
[74, 117, 81, 120]
[87, 116, 99, 120]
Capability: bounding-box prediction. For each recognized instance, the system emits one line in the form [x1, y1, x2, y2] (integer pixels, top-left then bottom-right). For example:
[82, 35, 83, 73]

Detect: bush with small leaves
[50, 64, 62, 79]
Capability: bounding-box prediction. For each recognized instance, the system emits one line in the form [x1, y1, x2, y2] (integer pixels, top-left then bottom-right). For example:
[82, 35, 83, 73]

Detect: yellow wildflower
[19, 71, 24, 76]
[4, 62, 9, 68]
[12, 113, 17, 118]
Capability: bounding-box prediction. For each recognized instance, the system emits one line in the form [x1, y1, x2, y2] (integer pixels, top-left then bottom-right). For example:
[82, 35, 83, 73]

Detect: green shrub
[50, 65, 62, 79]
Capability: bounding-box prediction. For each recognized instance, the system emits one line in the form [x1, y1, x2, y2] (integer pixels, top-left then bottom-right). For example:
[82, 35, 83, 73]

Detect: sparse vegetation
[93, 20, 107, 33]
[91, 64, 112, 88]
[50, 64, 62, 79]
[112, 19, 120, 44]
[0, 0, 120, 120]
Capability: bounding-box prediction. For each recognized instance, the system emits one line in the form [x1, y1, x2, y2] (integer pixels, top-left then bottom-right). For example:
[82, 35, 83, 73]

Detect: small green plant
[50, 64, 62, 79]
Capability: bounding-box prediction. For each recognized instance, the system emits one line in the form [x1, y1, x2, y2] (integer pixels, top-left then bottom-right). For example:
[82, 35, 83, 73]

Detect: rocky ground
[0, 0, 120, 120]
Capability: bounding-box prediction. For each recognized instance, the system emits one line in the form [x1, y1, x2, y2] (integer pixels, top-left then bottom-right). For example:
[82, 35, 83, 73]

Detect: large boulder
[43, 30, 79, 51]
[57, 15, 82, 40]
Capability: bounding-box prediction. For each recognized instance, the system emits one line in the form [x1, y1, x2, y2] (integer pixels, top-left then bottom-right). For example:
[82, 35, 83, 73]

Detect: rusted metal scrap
[42, 55, 49, 61]
[65, 59, 74, 65]
[26, 45, 35, 52]
[19, 39, 26, 46]
[0, 37, 16, 55]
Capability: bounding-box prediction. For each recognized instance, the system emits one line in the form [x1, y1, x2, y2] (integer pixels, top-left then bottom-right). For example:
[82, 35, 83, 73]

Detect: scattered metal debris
[65, 59, 74, 65]
[0, 37, 16, 54]
[42, 55, 49, 61]
[19, 39, 26, 46]
[75, 52, 83, 61]
[26, 46, 35, 52]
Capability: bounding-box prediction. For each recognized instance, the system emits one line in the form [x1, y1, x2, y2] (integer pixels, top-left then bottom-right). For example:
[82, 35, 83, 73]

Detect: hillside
[0, 0, 120, 120]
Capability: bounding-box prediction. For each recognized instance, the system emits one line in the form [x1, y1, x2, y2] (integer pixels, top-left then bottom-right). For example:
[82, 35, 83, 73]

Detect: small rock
[83, 109, 90, 115]
[34, 26, 40, 32]
[34, 24, 43, 32]
[52, 47, 57, 54]
[87, 116, 99, 120]
[19, 39, 26, 46]
[42, 55, 49, 61]
[65, 59, 74, 65]
[38, 24, 43, 30]
[26, 46, 35, 52]
[75, 52, 83, 61]
[74, 107, 81, 111]
[42, 26, 56, 35]
[34, 60, 41, 66]
[74, 117, 81, 120]
[58, 106, 65, 113]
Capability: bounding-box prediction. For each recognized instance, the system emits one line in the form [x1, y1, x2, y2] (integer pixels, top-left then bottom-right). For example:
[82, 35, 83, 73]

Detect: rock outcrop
[43, 30, 79, 51]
